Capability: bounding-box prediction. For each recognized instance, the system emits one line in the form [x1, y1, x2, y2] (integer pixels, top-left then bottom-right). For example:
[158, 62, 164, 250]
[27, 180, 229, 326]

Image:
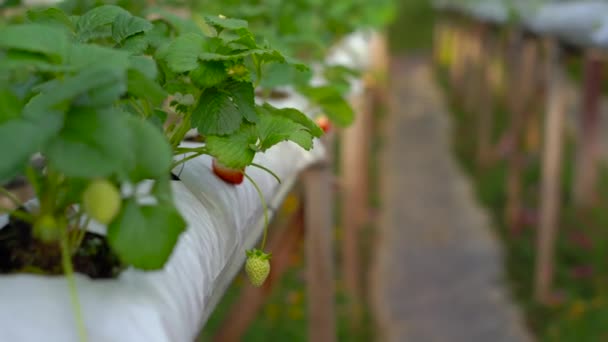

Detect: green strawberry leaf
[0, 110, 64, 184]
[220, 28, 257, 49]
[164, 33, 205, 73]
[225, 80, 257, 123]
[259, 103, 323, 137]
[205, 124, 257, 169]
[298, 85, 354, 127]
[0, 50, 69, 72]
[0, 89, 22, 124]
[129, 55, 157, 79]
[199, 49, 267, 62]
[125, 116, 172, 182]
[256, 104, 319, 151]
[76, 5, 129, 42]
[45, 108, 131, 178]
[127, 69, 166, 106]
[190, 61, 227, 88]
[112, 12, 153, 43]
[67, 43, 131, 71]
[145, 21, 172, 49]
[27, 65, 126, 111]
[191, 87, 242, 136]
[0, 23, 69, 63]
[152, 174, 173, 204]
[204, 15, 248, 31]
[120, 33, 149, 54]
[108, 199, 186, 270]
[145, 8, 201, 35]
[259, 62, 312, 89]
[26, 8, 75, 32]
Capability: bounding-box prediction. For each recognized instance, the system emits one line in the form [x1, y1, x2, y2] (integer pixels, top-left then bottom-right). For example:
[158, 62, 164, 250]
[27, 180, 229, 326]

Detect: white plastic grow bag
[523, 1, 608, 47]
[0, 30, 376, 341]
[0, 117, 324, 342]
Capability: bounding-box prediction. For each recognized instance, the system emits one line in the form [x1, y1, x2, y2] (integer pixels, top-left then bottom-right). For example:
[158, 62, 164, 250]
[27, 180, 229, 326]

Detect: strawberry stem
[0, 186, 22, 208]
[60, 221, 87, 342]
[244, 173, 269, 250]
[250, 163, 281, 184]
[171, 149, 209, 169]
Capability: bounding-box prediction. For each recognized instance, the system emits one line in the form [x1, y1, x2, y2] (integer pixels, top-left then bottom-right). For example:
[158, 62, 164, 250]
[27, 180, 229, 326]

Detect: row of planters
[434, 1, 608, 340]
[0, 0, 393, 340]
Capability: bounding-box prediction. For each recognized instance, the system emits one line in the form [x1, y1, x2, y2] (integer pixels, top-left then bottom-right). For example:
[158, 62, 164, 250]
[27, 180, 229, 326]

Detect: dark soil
[0, 215, 124, 279]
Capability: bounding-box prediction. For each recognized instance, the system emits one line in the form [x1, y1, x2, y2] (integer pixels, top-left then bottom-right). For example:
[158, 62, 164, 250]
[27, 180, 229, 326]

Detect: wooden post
[368, 31, 390, 107]
[505, 36, 538, 234]
[476, 25, 495, 167]
[451, 25, 466, 96]
[303, 162, 336, 342]
[433, 19, 443, 67]
[341, 88, 371, 323]
[534, 39, 567, 304]
[465, 22, 483, 114]
[573, 50, 604, 207]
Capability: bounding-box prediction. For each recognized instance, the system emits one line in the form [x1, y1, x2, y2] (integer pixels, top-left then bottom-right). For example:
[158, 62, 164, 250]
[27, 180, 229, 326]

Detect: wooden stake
[534, 39, 567, 304]
[341, 89, 371, 323]
[573, 50, 603, 207]
[465, 23, 483, 114]
[505, 36, 538, 234]
[476, 25, 495, 167]
[303, 163, 336, 342]
[451, 25, 466, 95]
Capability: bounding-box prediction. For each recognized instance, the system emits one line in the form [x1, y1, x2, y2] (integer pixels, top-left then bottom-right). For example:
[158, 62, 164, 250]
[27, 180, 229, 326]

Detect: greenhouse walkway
[371, 56, 532, 342]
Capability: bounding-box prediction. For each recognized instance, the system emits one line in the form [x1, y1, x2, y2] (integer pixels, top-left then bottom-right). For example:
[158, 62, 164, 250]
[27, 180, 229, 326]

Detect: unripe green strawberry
[82, 179, 122, 224]
[33, 214, 61, 243]
[245, 249, 271, 287]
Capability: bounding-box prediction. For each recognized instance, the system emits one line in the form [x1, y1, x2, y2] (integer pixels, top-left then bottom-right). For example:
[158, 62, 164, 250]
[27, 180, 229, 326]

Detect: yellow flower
[567, 300, 586, 319]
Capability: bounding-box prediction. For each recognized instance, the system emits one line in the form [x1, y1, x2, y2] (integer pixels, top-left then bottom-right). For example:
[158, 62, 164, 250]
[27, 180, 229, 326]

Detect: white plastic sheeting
[0, 31, 375, 342]
[526, 1, 608, 47]
[435, 0, 608, 49]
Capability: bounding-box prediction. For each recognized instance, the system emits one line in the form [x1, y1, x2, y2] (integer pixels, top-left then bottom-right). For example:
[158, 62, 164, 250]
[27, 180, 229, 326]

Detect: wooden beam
[534, 39, 567, 304]
[476, 24, 495, 167]
[340, 87, 372, 322]
[303, 163, 336, 342]
[573, 50, 603, 207]
[505, 36, 538, 234]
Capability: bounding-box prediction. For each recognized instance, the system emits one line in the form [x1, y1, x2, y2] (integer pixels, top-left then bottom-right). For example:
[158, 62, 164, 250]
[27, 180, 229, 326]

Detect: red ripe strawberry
[315, 115, 331, 133]
[212, 158, 244, 185]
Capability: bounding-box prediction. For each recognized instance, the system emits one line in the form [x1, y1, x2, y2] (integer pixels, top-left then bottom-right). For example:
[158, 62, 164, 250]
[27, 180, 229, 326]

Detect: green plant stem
[171, 150, 209, 169]
[25, 166, 41, 196]
[173, 146, 208, 154]
[252, 55, 262, 89]
[0, 187, 22, 208]
[71, 215, 90, 253]
[0, 207, 34, 223]
[250, 163, 282, 184]
[60, 225, 87, 342]
[129, 99, 147, 118]
[169, 111, 193, 149]
[244, 173, 269, 250]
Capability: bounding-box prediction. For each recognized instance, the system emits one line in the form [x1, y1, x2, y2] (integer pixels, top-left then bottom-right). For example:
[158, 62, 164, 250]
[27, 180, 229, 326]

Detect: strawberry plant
[0, 1, 325, 316]
[0, 3, 323, 272]
[0, 0, 393, 335]
[196, 0, 396, 129]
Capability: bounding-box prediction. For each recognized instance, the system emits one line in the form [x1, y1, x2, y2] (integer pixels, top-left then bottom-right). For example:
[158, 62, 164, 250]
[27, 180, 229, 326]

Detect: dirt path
[370, 56, 532, 342]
